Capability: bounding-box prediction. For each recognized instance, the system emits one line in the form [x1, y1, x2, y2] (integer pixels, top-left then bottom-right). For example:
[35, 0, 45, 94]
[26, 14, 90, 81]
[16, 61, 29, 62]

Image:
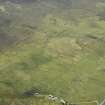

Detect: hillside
[0, 0, 105, 105]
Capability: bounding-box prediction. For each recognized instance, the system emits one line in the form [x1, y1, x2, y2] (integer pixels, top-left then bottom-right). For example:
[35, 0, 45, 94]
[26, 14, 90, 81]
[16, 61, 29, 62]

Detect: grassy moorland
[0, 0, 105, 105]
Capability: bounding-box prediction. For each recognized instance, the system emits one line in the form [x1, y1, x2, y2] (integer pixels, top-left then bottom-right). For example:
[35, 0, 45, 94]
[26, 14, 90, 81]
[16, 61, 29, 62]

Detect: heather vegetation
[0, 0, 105, 105]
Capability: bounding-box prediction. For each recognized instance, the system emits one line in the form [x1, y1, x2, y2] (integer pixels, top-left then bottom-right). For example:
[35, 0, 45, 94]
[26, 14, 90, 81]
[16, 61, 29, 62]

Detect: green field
[0, 0, 105, 105]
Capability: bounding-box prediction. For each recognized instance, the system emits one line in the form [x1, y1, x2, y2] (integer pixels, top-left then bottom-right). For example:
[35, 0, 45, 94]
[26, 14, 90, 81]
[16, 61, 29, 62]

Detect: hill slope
[0, 0, 105, 105]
